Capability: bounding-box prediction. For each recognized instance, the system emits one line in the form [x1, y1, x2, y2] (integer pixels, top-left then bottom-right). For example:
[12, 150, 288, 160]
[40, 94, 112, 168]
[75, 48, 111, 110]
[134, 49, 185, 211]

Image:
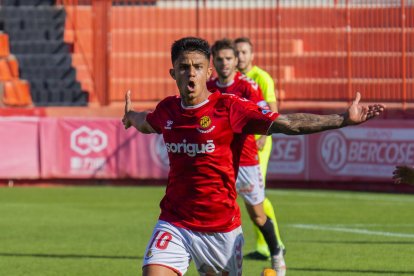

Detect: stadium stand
[59, 1, 413, 109]
[1, 1, 412, 113]
[0, 1, 88, 106]
[0, 31, 32, 107]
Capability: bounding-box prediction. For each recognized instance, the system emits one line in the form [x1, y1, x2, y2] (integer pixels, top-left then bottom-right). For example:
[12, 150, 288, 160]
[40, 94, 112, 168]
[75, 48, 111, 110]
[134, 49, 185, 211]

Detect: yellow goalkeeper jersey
[245, 65, 276, 104]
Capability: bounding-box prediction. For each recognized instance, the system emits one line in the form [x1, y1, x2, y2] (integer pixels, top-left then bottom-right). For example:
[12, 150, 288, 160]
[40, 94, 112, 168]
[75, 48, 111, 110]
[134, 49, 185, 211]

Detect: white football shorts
[142, 220, 244, 276]
[236, 165, 265, 205]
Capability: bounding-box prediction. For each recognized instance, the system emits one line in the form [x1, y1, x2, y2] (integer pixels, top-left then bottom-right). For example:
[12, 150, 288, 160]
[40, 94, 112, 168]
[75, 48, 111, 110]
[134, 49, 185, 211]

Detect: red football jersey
[146, 91, 279, 232]
[207, 71, 268, 166]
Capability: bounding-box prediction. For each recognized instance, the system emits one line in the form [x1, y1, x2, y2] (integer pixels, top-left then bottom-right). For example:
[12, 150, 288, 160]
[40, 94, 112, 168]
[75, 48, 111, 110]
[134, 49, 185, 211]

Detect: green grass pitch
[1, 186, 414, 275]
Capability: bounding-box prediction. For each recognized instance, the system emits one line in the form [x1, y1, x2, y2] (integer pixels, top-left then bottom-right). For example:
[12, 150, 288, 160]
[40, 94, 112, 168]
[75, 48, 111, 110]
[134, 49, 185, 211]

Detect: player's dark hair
[234, 37, 254, 51]
[171, 37, 211, 64]
[211, 38, 237, 57]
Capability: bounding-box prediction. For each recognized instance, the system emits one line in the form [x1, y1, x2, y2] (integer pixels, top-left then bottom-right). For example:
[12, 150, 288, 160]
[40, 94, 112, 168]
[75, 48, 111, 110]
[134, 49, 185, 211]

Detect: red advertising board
[267, 120, 414, 182]
[267, 135, 307, 180]
[308, 120, 414, 181]
[117, 129, 169, 179]
[1, 117, 413, 182]
[40, 118, 119, 178]
[0, 117, 40, 179]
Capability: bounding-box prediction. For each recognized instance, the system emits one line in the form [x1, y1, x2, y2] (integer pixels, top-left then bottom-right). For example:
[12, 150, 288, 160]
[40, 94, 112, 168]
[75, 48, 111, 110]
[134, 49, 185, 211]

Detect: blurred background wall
[58, 0, 413, 108]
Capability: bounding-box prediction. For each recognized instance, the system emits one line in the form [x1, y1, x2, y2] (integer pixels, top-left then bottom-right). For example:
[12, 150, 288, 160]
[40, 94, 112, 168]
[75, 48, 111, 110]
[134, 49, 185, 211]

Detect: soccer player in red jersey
[235, 37, 286, 262]
[207, 38, 287, 273]
[122, 37, 385, 276]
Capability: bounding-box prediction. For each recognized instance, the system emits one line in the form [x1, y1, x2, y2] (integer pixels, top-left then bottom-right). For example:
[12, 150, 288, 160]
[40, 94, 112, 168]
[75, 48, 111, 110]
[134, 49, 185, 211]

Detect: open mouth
[187, 81, 195, 91]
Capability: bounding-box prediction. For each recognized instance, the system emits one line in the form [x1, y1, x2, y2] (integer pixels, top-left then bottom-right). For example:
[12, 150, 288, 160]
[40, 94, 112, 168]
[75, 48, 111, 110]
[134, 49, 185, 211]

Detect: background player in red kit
[207, 38, 286, 274]
[122, 37, 385, 276]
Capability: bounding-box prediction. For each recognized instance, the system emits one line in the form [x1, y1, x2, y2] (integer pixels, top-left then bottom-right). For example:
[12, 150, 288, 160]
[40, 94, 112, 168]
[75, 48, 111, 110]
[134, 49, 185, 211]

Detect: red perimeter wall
[1, 116, 414, 193]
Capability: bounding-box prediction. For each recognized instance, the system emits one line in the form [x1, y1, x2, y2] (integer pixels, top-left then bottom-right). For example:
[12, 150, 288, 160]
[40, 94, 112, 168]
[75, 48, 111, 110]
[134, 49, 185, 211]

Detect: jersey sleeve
[243, 79, 269, 110]
[229, 95, 279, 135]
[145, 101, 166, 134]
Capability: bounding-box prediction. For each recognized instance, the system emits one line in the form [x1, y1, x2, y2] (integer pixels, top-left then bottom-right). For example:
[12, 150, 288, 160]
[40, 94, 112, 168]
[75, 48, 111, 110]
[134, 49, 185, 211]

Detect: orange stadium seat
[0, 32, 11, 58]
[2, 79, 33, 107]
[0, 58, 13, 81]
[6, 55, 19, 78]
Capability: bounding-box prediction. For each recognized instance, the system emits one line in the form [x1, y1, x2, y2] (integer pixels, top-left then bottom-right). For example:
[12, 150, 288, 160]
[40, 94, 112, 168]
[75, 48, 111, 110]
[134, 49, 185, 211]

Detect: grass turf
[1, 186, 414, 275]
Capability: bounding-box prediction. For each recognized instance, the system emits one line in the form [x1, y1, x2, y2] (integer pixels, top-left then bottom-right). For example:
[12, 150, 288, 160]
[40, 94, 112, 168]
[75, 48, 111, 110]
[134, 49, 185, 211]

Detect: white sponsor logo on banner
[69, 126, 109, 173]
[318, 128, 414, 177]
[319, 132, 347, 171]
[268, 135, 305, 174]
[70, 126, 108, 156]
[70, 157, 106, 172]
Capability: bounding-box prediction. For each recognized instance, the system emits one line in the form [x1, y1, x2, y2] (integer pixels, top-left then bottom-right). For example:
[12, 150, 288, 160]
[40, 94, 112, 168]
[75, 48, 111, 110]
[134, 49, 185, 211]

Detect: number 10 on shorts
[150, 230, 173, 250]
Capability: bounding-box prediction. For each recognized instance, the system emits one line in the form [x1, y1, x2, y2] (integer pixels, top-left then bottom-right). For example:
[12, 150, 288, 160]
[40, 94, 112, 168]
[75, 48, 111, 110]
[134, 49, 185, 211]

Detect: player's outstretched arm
[122, 90, 156, 134]
[393, 165, 414, 185]
[268, 92, 385, 135]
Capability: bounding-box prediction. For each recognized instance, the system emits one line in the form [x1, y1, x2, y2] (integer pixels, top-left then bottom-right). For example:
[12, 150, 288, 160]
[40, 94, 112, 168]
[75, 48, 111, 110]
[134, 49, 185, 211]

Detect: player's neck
[218, 71, 236, 85]
[241, 64, 253, 74]
[182, 88, 211, 107]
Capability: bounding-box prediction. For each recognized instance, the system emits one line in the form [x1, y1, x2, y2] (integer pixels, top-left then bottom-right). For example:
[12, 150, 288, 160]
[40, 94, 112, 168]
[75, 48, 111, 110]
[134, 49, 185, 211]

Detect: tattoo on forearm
[270, 113, 347, 135]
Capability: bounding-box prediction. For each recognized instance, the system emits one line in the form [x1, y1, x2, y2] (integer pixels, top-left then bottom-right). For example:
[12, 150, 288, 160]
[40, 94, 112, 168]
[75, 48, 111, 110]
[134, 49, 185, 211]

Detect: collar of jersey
[215, 79, 234, 88]
[181, 98, 209, 110]
[180, 91, 220, 111]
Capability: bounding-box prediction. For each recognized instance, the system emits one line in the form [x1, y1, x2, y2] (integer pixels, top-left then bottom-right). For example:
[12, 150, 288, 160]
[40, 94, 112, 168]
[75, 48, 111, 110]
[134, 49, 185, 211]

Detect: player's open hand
[345, 92, 385, 125]
[122, 90, 132, 129]
[393, 165, 414, 185]
[256, 135, 267, 151]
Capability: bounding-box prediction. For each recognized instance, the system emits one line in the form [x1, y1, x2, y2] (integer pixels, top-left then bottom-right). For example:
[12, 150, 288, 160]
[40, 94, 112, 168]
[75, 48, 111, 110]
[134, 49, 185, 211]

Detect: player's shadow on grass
[290, 267, 414, 274]
[0, 252, 143, 260]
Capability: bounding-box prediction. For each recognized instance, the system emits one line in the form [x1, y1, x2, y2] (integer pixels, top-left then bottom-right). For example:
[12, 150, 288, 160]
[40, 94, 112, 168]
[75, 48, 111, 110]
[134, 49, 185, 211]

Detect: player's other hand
[256, 135, 267, 151]
[393, 165, 414, 185]
[345, 92, 385, 125]
[122, 90, 133, 129]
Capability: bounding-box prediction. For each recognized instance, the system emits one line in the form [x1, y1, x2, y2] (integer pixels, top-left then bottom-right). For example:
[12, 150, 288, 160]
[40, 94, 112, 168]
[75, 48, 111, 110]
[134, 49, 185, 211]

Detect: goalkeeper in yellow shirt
[235, 37, 286, 260]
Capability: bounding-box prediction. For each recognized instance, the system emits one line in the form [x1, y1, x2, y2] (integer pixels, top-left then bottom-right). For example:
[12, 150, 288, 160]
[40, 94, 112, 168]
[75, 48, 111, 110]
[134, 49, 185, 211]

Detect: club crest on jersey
[164, 120, 173, 130]
[197, 116, 215, 133]
[262, 110, 271, 115]
[200, 116, 211, 128]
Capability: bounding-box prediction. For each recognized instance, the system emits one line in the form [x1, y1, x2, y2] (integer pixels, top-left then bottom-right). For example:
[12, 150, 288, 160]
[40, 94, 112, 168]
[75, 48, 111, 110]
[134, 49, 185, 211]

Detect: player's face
[235, 42, 253, 73]
[169, 51, 212, 106]
[213, 48, 238, 80]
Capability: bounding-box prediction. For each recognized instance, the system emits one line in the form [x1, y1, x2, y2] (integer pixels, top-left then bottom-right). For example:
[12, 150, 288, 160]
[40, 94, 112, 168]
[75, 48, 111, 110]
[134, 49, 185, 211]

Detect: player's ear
[207, 66, 213, 78]
[169, 69, 176, 80]
[251, 52, 255, 62]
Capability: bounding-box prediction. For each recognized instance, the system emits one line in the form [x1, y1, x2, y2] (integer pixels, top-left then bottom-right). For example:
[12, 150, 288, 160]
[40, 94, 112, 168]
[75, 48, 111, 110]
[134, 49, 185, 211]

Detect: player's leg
[252, 136, 285, 258]
[142, 220, 190, 276]
[263, 198, 285, 250]
[143, 265, 179, 276]
[245, 202, 278, 253]
[236, 165, 286, 274]
[244, 201, 286, 275]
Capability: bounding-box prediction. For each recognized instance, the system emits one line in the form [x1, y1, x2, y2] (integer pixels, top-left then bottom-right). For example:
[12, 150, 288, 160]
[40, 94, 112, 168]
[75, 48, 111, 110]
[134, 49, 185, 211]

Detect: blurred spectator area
[0, 0, 88, 106]
[1, 0, 413, 113]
